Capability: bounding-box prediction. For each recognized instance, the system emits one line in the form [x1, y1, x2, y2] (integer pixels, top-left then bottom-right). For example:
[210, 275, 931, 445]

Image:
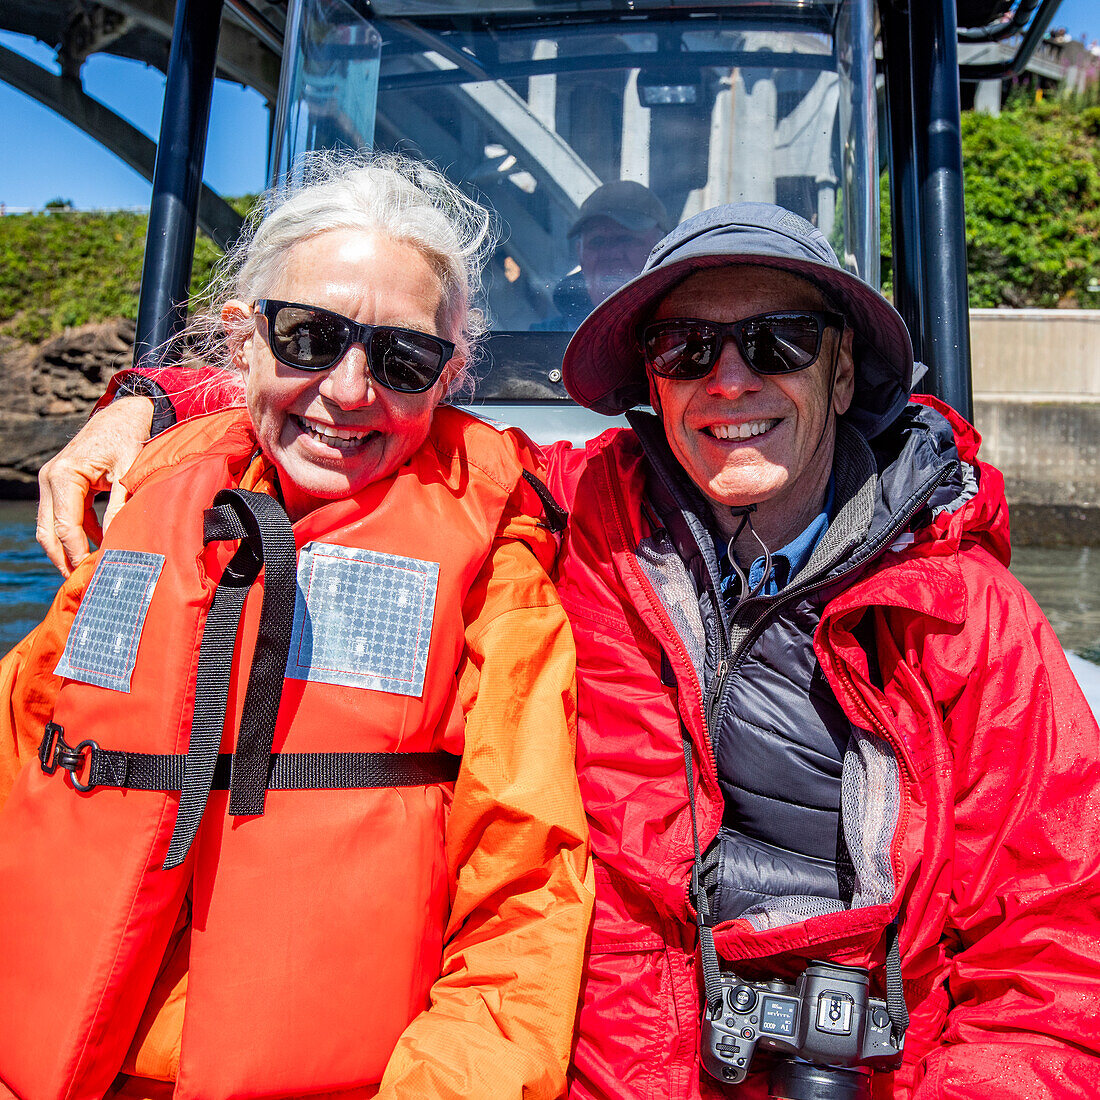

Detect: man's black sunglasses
[255, 299, 455, 394]
[641, 310, 844, 380]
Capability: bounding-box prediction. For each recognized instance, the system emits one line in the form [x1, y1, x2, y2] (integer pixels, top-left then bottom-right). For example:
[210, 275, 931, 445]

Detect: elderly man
[545, 203, 1100, 1099]
[34, 203, 1100, 1098]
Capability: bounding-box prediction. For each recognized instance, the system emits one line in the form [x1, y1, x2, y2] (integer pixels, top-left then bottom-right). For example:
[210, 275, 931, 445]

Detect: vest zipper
[705, 657, 729, 737]
[693, 462, 956, 941]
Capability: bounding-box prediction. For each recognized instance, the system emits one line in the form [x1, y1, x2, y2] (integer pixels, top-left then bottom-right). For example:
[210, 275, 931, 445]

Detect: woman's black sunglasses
[255, 299, 455, 394]
[641, 310, 844, 380]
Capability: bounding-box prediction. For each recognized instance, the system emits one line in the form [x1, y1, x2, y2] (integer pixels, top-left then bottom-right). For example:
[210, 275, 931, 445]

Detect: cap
[568, 181, 672, 239]
[561, 202, 914, 439]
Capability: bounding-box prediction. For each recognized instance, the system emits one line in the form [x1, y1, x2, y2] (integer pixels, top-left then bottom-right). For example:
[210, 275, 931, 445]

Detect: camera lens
[768, 1060, 870, 1100]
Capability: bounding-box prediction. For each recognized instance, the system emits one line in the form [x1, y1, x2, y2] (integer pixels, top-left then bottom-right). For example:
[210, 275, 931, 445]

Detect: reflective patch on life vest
[286, 543, 439, 696]
[54, 549, 166, 692]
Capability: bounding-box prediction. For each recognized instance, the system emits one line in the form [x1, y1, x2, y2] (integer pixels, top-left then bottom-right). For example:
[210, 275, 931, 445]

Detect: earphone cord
[724, 318, 845, 606]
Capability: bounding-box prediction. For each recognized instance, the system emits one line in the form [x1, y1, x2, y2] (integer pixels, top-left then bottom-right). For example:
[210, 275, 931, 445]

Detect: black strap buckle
[38, 722, 100, 791]
[689, 864, 717, 928]
[38, 721, 63, 774]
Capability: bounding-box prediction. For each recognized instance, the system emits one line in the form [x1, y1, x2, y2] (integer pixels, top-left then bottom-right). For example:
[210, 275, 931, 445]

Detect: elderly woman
[0, 154, 592, 1100]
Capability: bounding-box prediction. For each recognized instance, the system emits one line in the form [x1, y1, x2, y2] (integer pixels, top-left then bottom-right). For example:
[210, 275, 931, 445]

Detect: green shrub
[881, 98, 1099, 308]
[963, 100, 1100, 307]
[0, 197, 255, 344]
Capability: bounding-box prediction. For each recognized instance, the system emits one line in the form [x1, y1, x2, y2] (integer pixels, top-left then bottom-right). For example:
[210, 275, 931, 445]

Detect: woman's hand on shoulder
[37, 396, 155, 576]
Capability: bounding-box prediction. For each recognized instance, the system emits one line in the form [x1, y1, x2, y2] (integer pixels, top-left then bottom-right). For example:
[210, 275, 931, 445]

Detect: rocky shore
[0, 320, 133, 497]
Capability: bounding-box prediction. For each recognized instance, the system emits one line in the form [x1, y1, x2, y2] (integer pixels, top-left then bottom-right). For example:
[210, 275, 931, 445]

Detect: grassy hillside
[0, 205, 246, 345]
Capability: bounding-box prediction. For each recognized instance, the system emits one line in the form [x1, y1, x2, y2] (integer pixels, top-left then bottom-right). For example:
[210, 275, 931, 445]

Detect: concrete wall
[967, 309, 1100, 544]
[970, 309, 1100, 399]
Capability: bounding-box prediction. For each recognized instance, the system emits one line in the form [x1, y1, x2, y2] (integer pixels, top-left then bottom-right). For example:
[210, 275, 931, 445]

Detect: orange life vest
[0, 406, 532, 1100]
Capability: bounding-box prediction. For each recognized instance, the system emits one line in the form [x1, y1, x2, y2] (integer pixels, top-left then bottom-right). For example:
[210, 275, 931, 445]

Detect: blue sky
[0, 0, 1097, 211]
[0, 31, 269, 210]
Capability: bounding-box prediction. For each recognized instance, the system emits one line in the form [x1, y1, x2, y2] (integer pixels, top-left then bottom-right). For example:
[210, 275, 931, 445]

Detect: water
[1010, 545, 1100, 659]
[0, 502, 1097, 663]
[0, 502, 70, 654]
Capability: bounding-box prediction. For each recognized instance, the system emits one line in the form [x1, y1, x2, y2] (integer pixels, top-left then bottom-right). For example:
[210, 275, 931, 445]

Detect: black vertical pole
[909, 0, 973, 420]
[134, 0, 225, 368]
[880, 2, 925, 369]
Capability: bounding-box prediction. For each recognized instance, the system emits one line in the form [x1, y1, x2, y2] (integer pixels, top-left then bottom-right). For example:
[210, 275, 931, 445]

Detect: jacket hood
[872, 396, 1010, 569]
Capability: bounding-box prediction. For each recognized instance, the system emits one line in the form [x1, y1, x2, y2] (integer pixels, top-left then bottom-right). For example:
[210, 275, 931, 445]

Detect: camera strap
[883, 919, 910, 1044]
[680, 729, 909, 1044]
[680, 730, 728, 1011]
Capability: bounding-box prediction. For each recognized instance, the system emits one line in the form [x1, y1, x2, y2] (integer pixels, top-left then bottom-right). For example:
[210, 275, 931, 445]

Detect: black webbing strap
[44, 486, 464, 870]
[218, 493, 298, 818]
[163, 489, 296, 869]
[37, 723, 460, 792]
[883, 918, 910, 1045]
[521, 470, 568, 533]
[681, 730, 725, 1011]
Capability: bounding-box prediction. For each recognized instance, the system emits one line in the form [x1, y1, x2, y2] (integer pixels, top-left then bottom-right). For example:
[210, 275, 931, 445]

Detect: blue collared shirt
[718, 478, 835, 604]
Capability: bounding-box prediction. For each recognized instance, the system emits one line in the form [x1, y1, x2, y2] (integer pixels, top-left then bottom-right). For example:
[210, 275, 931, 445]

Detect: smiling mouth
[294, 415, 377, 451]
[706, 418, 780, 441]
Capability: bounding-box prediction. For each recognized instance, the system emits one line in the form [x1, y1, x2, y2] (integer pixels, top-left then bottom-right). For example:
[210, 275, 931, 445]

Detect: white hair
[172, 150, 497, 401]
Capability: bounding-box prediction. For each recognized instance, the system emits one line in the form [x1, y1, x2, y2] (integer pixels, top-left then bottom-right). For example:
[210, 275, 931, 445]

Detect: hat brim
[562, 252, 914, 439]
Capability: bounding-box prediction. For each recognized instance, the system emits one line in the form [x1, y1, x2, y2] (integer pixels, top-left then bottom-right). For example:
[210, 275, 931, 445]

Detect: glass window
[272, 0, 876, 408]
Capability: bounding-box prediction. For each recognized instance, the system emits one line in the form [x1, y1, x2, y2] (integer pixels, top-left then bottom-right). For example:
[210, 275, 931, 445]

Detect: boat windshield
[271, 0, 877, 413]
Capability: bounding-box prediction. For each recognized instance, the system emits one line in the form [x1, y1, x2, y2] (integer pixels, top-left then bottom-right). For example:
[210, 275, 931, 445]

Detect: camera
[699, 962, 903, 1099]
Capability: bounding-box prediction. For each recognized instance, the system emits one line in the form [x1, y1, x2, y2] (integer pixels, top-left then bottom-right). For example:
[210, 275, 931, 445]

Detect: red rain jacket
[543, 396, 1100, 1099]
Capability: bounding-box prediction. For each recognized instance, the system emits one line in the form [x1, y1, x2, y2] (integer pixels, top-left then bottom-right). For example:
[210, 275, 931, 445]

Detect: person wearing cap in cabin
[33, 202, 1100, 1098]
[537, 180, 671, 331]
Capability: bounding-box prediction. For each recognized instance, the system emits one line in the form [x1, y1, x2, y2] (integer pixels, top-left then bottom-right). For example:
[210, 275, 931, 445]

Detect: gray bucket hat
[562, 202, 914, 439]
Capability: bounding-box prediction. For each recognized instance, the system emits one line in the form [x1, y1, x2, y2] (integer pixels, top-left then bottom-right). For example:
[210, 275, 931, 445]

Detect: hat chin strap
[647, 375, 773, 596]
